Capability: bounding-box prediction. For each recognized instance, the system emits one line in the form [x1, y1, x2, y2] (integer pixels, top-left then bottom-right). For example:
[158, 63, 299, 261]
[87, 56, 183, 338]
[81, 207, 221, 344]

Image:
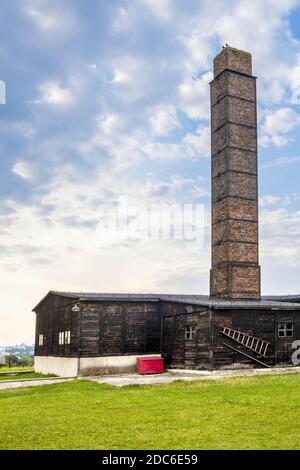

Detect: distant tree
[5, 354, 21, 367]
[19, 356, 34, 367]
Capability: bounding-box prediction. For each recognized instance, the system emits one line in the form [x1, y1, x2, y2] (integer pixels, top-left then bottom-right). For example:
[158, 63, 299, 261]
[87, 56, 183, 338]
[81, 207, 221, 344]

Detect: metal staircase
[221, 327, 271, 358]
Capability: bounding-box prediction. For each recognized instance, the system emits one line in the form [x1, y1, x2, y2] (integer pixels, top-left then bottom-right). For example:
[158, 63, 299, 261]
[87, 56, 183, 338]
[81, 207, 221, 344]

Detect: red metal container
[136, 357, 164, 375]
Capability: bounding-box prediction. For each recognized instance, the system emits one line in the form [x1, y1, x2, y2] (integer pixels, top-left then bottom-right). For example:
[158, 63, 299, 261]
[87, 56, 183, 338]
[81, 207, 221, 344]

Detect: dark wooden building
[33, 46, 300, 377]
[33, 292, 162, 376]
[161, 296, 300, 370]
[33, 292, 300, 376]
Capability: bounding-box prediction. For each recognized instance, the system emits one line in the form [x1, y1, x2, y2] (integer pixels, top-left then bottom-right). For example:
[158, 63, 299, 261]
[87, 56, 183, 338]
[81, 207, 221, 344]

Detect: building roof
[32, 290, 300, 312]
[263, 295, 300, 302]
[162, 296, 300, 310]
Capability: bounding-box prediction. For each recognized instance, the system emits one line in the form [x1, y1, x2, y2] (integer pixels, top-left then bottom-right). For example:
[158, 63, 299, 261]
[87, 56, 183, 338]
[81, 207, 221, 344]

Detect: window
[38, 334, 44, 346]
[185, 325, 197, 340]
[65, 330, 71, 345]
[59, 331, 65, 345]
[278, 323, 293, 338]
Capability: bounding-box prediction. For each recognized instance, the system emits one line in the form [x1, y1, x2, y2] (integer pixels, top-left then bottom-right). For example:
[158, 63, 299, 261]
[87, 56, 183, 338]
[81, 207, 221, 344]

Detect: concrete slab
[83, 372, 199, 387]
[170, 366, 300, 378]
[1, 366, 300, 391]
[85, 366, 300, 387]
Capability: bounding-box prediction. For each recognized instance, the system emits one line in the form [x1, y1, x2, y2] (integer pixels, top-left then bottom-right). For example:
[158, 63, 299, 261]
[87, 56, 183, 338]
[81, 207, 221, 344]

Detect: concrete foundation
[35, 354, 162, 377]
[35, 356, 79, 377]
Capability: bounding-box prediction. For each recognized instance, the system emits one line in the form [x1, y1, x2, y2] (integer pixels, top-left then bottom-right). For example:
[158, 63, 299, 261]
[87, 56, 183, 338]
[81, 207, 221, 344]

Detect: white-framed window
[65, 330, 71, 345]
[278, 322, 293, 338]
[185, 325, 197, 340]
[38, 334, 44, 346]
[59, 331, 65, 345]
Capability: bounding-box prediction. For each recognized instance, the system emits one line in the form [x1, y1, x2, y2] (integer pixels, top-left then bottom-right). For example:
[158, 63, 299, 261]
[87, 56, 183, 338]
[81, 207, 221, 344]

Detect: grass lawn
[1, 373, 300, 449]
[0, 372, 56, 381]
[0, 366, 34, 373]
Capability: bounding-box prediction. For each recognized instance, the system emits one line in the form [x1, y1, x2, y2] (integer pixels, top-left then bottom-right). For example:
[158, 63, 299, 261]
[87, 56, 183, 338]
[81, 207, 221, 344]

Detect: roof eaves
[32, 290, 81, 312]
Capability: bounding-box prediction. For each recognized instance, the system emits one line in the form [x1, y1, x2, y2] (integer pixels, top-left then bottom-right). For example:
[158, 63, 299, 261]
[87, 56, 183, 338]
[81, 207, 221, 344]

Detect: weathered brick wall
[212, 197, 258, 223]
[213, 47, 252, 78]
[212, 172, 257, 204]
[211, 72, 255, 105]
[212, 215, 258, 244]
[210, 47, 261, 300]
[211, 96, 255, 131]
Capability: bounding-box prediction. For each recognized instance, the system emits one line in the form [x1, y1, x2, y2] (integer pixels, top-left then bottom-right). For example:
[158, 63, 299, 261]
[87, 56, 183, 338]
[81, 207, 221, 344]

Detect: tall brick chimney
[210, 46, 261, 300]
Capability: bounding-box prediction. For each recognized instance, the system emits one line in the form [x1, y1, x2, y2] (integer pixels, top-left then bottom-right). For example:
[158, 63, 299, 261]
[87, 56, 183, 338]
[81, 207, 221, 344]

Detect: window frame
[185, 325, 197, 341]
[65, 330, 71, 345]
[277, 322, 294, 338]
[38, 334, 44, 346]
[59, 331, 65, 345]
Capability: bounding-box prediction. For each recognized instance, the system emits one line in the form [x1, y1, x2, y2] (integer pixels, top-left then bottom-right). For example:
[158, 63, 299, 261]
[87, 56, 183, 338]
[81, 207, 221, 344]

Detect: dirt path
[0, 377, 75, 390]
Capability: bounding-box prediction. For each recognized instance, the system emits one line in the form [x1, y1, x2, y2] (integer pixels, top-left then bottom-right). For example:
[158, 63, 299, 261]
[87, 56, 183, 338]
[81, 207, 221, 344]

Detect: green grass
[0, 372, 56, 381]
[0, 366, 34, 373]
[1, 374, 300, 449]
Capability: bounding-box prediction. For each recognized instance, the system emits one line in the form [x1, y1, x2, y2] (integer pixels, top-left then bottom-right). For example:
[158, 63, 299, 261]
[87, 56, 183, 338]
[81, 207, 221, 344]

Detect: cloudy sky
[1, 0, 300, 344]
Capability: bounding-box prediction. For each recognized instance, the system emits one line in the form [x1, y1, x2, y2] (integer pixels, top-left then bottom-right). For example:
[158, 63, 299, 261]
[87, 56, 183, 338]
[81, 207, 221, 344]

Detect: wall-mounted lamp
[72, 303, 80, 312]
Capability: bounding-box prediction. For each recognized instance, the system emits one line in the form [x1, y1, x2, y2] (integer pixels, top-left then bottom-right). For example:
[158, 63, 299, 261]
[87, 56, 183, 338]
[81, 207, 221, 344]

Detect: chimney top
[213, 46, 252, 78]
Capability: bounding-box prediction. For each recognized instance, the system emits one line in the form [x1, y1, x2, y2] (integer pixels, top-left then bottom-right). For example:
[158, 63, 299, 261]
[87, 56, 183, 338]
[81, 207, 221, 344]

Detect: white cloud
[263, 107, 300, 134]
[0, 160, 211, 344]
[79, 123, 143, 169]
[260, 194, 281, 207]
[12, 161, 33, 180]
[112, 7, 135, 33]
[96, 113, 125, 136]
[142, 141, 182, 160]
[259, 79, 286, 105]
[288, 52, 300, 104]
[178, 72, 212, 120]
[111, 70, 131, 84]
[258, 201, 300, 293]
[260, 155, 300, 170]
[260, 107, 300, 147]
[180, 32, 213, 74]
[25, 1, 75, 33]
[259, 194, 293, 207]
[261, 206, 300, 265]
[140, 0, 172, 22]
[142, 125, 210, 161]
[183, 126, 210, 159]
[27, 7, 58, 30]
[13, 122, 36, 139]
[38, 81, 73, 106]
[149, 106, 180, 136]
[108, 56, 147, 102]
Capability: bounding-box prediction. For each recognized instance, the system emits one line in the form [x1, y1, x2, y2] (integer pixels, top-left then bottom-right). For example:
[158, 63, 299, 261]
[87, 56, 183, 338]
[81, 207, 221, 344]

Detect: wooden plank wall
[275, 311, 300, 364]
[161, 302, 211, 370]
[35, 295, 161, 358]
[34, 294, 300, 368]
[34, 294, 79, 358]
[80, 301, 161, 357]
[212, 310, 234, 369]
[212, 309, 300, 368]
